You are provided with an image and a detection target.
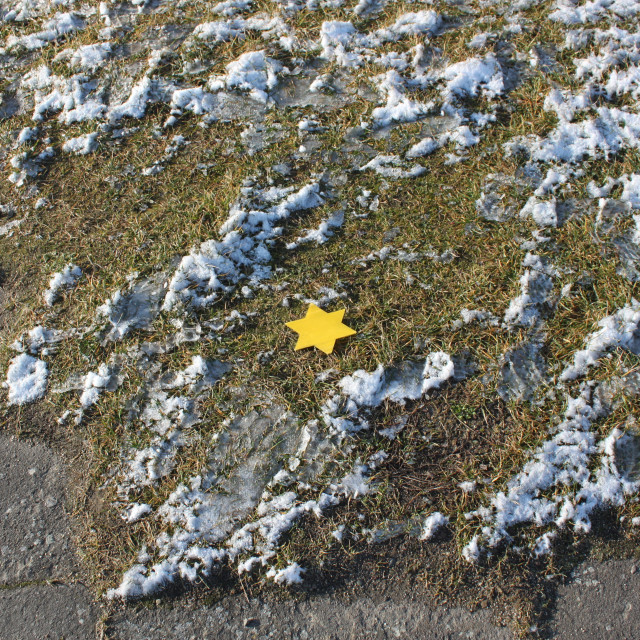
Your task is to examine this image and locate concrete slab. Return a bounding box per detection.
[0,435,78,585]
[106,590,514,640]
[550,558,640,640]
[0,583,97,640]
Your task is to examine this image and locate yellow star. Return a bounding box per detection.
[285,303,356,354]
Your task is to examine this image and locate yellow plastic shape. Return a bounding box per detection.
[285,303,356,355]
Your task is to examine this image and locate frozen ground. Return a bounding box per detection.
[2,0,640,636]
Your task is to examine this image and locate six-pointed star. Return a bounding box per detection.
[285,303,356,354]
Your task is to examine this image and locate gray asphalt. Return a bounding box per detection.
[1,434,639,640]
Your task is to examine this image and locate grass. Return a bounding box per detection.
[2,0,640,635]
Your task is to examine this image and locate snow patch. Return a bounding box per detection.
[266,562,305,584]
[463,385,639,560]
[560,300,640,381]
[285,210,344,250]
[4,354,48,405]
[164,180,324,310]
[420,512,448,540]
[62,132,98,155]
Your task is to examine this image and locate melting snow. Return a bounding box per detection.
[463,384,639,560]
[285,210,344,250]
[323,352,455,436]
[267,562,305,584]
[503,254,555,329]
[69,42,111,71]
[164,180,324,310]
[420,512,448,540]
[360,154,426,178]
[560,300,640,381]
[62,132,98,155]
[6,12,84,51]
[4,354,48,405]
[440,55,504,101]
[209,50,284,103]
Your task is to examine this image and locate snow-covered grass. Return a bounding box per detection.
[1,0,640,630]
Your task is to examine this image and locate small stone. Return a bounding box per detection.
[44,495,58,508]
[244,618,260,629]
[631,565,638,574]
